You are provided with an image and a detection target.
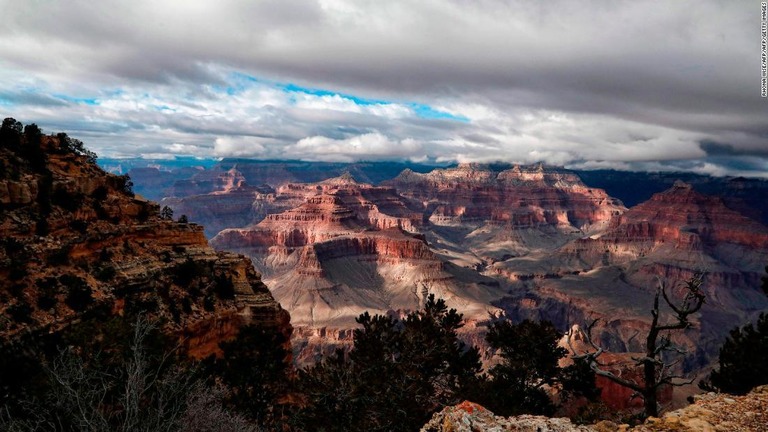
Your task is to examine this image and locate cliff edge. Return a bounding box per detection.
[0,124,290,357]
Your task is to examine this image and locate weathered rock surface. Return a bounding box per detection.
[385,163,626,268]
[493,182,768,373]
[162,169,278,237]
[211,174,503,362]
[0,134,290,358]
[388,163,624,230]
[128,161,768,384]
[631,385,768,432]
[420,401,594,432]
[422,386,768,431]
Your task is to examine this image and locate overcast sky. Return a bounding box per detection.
[1,0,766,176]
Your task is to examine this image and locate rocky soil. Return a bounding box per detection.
[421,386,768,431]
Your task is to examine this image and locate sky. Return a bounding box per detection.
[1,0,767,177]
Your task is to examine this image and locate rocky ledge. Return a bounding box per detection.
[421,386,768,431]
[420,401,593,432]
[629,385,768,432]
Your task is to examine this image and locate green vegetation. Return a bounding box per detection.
[295,295,483,431]
[56,132,97,164]
[479,319,598,417]
[205,325,292,426]
[0,294,597,431]
[161,205,174,220]
[700,267,768,395]
[702,313,768,395]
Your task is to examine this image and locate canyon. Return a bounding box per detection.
[129,159,768,384]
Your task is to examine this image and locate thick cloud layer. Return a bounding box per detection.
[0,0,766,177]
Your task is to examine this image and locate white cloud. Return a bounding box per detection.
[0,0,765,177]
[288,133,423,162]
[214,136,268,157]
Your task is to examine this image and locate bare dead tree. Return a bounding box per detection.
[566,273,706,418]
[0,316,263,432]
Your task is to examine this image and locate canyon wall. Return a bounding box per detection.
[0,134,290,358]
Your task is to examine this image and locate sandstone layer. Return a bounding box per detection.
[211,174,503,362]
[492,181,768,385]
[0,133,290,358]
[386,163,626,266]
[134,161,768,392]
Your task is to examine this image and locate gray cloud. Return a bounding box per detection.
[700,140,768,157]
[0,0,766,177]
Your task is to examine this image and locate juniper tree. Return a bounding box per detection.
[566,274,706,418]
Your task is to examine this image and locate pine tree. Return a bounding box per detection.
[702,313,768,395]
[297,295,482,432]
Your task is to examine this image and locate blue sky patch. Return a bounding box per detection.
[409,104,469,122]
[221,71,469,122]
[54,94,100,106]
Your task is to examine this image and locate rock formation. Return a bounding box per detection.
[420,401,594,432]
[387,163,626,265]
[162,168,278,237]
[125,160,768,385]
[388,163,624,229]
[0,132,290,358]
[211,174,503,362]
[493,182,768,376]
[420,386,768,431]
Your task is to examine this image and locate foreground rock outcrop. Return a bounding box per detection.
[420,401,594,432]
[631,385,768,432]
[421,386,768,431]
[0,130,290,357]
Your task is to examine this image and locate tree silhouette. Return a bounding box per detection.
[298,295,481,432]
[208,325,292,426]
[160,206,174,220]
[567,274,705,418]
[701,313,768,395]
[481,319,567,416]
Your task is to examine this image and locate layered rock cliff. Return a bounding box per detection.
[211,174,503,362]
[124,160,767,385]
[491,182,768,374]
[387,164,626,265]
[0,130,290,358]
[388,163,624,230]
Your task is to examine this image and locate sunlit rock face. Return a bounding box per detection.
[387,163,625,231]
[493,181,768,375]
[211,174,505,363]
[129,161,768,375]
[0,135,290,358]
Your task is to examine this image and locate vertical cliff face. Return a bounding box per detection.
[119,159,768,380]
[0,132,290,357]
[383,164,626,268]
[211,174,503,363]
[604,181,768,249]
[552,182,768,290]
[491,182,768,375]
[388,163,625,231]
